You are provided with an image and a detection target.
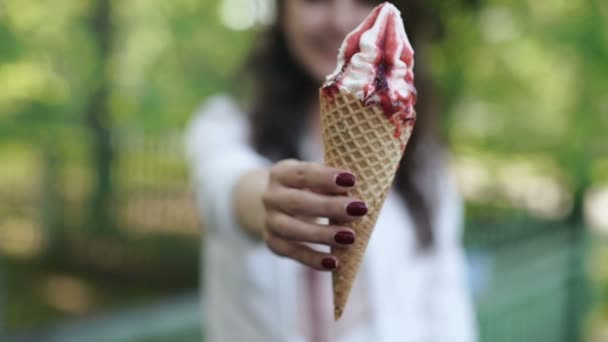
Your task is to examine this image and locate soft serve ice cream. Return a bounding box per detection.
[322,2,416,140]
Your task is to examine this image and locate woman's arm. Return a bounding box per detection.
[186,96,366,270]
[233,168,269,238]
[186,96,270,241]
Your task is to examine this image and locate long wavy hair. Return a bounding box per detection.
[245,0,443,247]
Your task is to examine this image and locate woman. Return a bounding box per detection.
[186,0,477,341]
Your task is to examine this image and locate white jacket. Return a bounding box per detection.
[185,95,477,342]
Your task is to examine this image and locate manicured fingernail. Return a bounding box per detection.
[334,231,355,244]
[322,257,337,270]
[335,172,355,187]
[346,201,367,216]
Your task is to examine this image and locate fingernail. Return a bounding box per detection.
[346,201,367,216]
[334,231,355,244]
[335,172,355,187]
[322,257,337,270]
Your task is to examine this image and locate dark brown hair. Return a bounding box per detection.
[246,0,443,247]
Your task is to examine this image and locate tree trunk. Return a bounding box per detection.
[86,0,114,235]
[41,145,65,248]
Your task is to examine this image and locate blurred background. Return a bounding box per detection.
[0,0,606,341]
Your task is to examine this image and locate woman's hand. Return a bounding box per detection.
[262,159,367,271]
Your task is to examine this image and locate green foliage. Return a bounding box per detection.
[430,0,607,222]
[0,0,253,138]
[108,0,254,131]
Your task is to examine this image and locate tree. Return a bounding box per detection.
[86,0,114,235]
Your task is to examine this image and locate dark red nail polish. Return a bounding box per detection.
[336,172,355,187]
[334,231,355,244]
[322,258,337,270]
[346,201,367,216]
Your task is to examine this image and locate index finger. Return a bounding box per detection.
[273,160,356,194]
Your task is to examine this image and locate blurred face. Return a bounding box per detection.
[283,0,377,84]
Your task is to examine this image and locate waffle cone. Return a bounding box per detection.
[320,90,413,320]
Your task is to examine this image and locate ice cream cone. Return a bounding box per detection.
[320,90,413,320]
[319,1,417,320]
